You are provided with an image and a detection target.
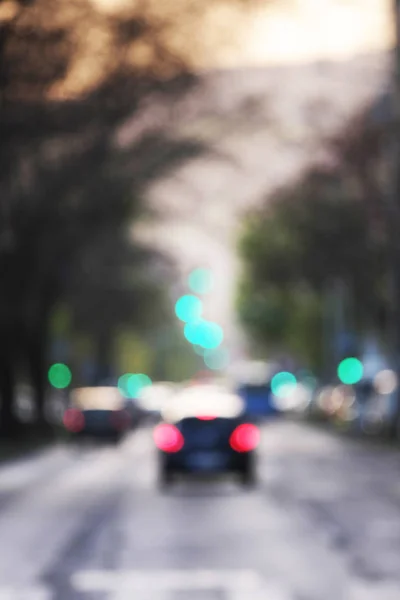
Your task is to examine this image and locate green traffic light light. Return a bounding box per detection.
[175,295,202,323]
[271,372,297,398]
[118,373,152,399]
[337,357,363,385]
[48,363,72,389]
[128,373,152,398]
[118,374,132,398]
[184,320,223,349]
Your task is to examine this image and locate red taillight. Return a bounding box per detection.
[63,408,85,433]
[197,416,216,421]
[229,424,260,453]
[153,423,184,453]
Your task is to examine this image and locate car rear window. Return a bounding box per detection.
[82,409,113,424]
[177,417,240,436]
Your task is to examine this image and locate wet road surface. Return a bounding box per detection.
[0,421,400,599]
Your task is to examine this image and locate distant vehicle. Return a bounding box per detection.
[236,382,279,422]
[64,387,131,444]
[154,383,259,487]
[354,376,397,436]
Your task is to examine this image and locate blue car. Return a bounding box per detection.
[236,383,279,422]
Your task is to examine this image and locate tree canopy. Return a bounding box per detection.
[238,136,390,371]
[0,0,212,435]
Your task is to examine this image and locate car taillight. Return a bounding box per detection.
[63,408,85,433]
[153,423,184,453]
[229,424,260,453]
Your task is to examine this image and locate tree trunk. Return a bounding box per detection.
[26,326,54,438]
[93,328,113,385]
[0,336,20,438]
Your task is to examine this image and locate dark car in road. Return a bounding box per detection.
[64,387,131,444]
[153,415,260,487]
[64,407,131,443]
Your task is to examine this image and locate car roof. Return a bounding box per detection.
[70,386,123,411]
[161,384,245,422]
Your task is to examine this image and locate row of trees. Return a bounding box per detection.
[0,0,208,436]
[238,93,392,374]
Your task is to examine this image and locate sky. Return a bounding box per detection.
[86,0,393,67]
[38,0,394,99]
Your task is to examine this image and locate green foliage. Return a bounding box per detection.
[0,0,209,425]
[237,282,286,344]
[150,325,204,382]
[238,280,323,369]
[238,167,387,371]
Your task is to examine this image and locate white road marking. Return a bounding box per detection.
[72,569,291,599]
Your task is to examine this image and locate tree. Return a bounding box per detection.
[0,0,209,435]
[238,165,386,371]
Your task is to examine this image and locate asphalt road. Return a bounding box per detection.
[0,421,400,599]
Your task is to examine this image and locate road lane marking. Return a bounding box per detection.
[72,569,291,599]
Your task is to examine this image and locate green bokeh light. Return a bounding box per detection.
[118,373,152,399]
[127,373,152,398]
[184,322,200,345]
[271,371,297,398]
[118,373,133,398]
[203,347,230,370]
[337,357,363,385]
[188,268,214,295]
[175,295,202,323]
[184,320,223,349]
[48,363,72,389]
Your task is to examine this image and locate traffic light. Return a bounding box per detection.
[48,363,72,389]
[175,295,202,323]
[271,371,297,398]
[118,373,152,399]
[184,320,223,349]
[337,357,363,385]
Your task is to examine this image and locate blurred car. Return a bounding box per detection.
[123,398,147,429]
[354,374,398,436]
[64,386,131,444]
[154,415,260,487]
[236,382,279,422]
